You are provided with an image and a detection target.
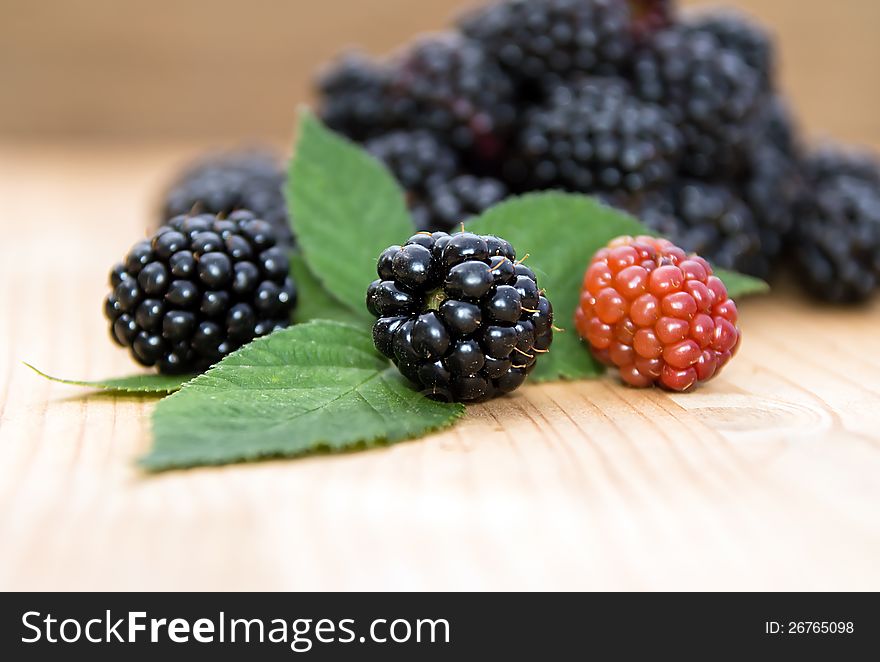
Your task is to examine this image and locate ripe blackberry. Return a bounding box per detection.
[365,130,459,193]
[367,230,553,402]
[631,25,762,178]
[740,104,804,269]
[458,0,635,95]
[411,175,508,233]
[792,148,880,303]
[316,52,399,141]
[575,235,741,391]
[509,78,682,194]
[633,182,770,278]
[387,34,516,163]
[104,211,297,374]
[686,10,775,92]
[162,149,292,247]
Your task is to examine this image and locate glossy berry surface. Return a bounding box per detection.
[104,211,297,374]
[367,230,553,402]
[575,235,741,392]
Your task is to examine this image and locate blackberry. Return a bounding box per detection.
[575,235,741,391]
[365,130,459,193]
[367,230,553,402]
[631,24,762,178]
[458,0,635,95]
[162,149,292,247]
[387,34,516,163]
[633,182,770,278]
[686,9,775,92]
[509,78,682,194]
[104,211,297,374]
[316,52,398,141]
[792,148,880,303]
[740,101,804,268]
[411,175,508,233]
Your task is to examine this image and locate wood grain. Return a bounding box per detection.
[0,143,879,591]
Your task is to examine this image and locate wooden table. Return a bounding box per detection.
[1,143,879,591]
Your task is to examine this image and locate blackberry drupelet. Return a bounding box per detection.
[686,10,775,92]
[386,34,517,163]
[792,148,880,303]
[317,52,399,141]
[510,78,682,194]
[365,130,459,193]
[630,24,762,178]
[162,149,292,247]
[634,182,770,278]
[104,211,297,374]
[411,175,508,232]
[458,0,635,96]
[575,235,741,391]
[367,230,553,402]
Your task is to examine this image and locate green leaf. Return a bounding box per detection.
[287,110,413,320]
[143,321,464,471]
[714,268,770,299]
[467,193,647,382]
[290,253,367,326]
[25,363,190,394]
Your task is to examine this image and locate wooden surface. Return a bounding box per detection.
[1,144,879,591]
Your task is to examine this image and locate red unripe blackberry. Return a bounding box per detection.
[575,235,741,392]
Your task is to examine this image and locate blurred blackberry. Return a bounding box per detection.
[509,78,682,194]
[104,211,297,374]
[792,148,880,303]
[365,130,459,193]
[686,9,775,92]
[805,145,880,186]
[387,34,516,163]
[367,230,553,402]
[411,175,508,232]
[458,0,634,97]
[740,101,805,266]
[317,52,399,141]
[163,149,292,247]
[631,25,762,178]
[634,182,770,278]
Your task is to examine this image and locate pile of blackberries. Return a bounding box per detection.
[315,0,880,303]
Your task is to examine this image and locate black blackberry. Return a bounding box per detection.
[104,211,297,374]
[792,148,880,303]
[686,9,775,92]
[386,34,517,162]
[458,0,635,96]
[316,52,399,141]
[162,149,292,247]
[365,130,459,193]
[509,78,682,194]
[367,230,553,402]
[633,182,771,278]
[411,175,508,232]
[740,101,804,267]
[630,25,762,178]
[804,145,880,186]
